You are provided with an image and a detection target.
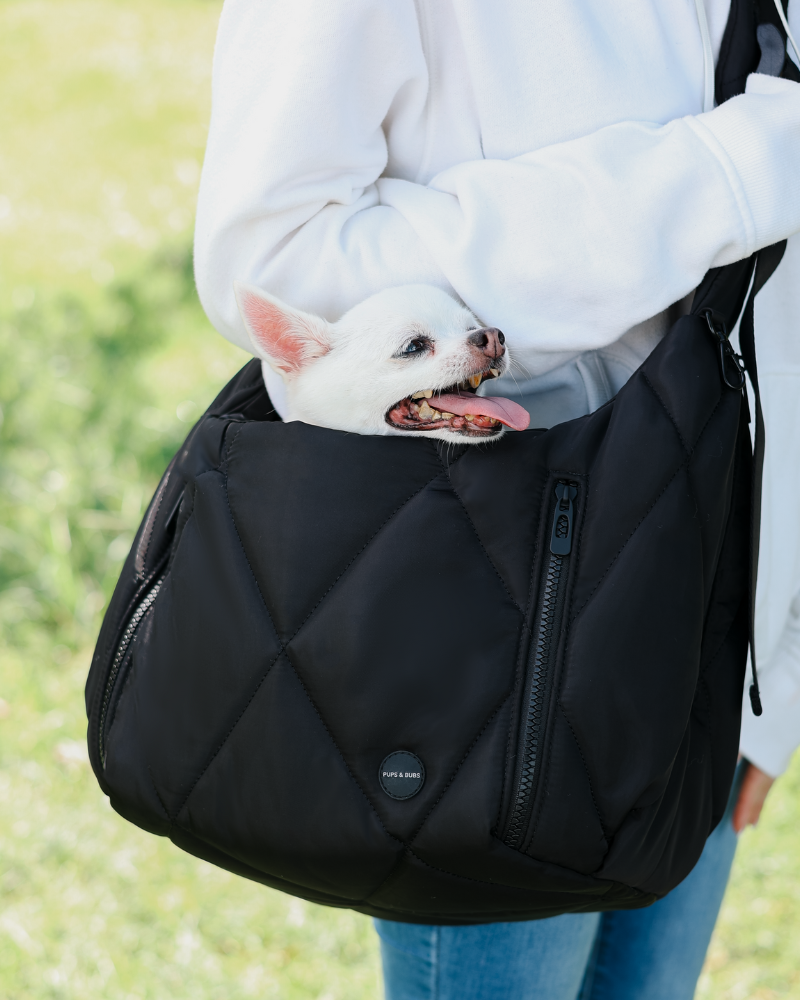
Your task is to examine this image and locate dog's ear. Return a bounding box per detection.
[234,282,332,377]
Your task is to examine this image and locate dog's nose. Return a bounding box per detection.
[467,327,506,360]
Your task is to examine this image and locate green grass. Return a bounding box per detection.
[0,0,217,305]
[0,643,379,1000]
[697,758,800,1000]
[0,1,798,997]
[0,255,382,998]
[0,3,381,996]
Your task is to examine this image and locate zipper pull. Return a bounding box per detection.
[550,482,577,555]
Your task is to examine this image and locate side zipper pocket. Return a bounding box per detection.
[504,480,578,850]
[97,572,166,768]
[96,484,188,769]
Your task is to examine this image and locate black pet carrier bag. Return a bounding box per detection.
[86,0,797,924]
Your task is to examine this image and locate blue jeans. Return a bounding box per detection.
[375,765,744,1000]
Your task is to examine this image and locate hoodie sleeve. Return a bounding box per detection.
[740,591,800,778]
[738,232,800,780]
[195,0,800,774]
[194,0,800,357]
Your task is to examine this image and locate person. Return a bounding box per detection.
[193,0,800,995]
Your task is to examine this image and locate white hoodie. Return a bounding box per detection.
[194,0,800,777]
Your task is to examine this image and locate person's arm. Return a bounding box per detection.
[736,589,800,832]
[734,219,800,830]
[195,0,800,365]
[733,763,774,832]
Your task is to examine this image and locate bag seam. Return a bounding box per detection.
[437,456,527,619]
[138,465,171,578]
[566,461,678,629]
[642,372,709,566]
[400,848,620,899]
[174,439,411,842]
[223,423,283,641]
[641,372,691,455]
[429,438,469,470]
[281,649,404,848]
[94,554,173,763]
[568,394,723,626]
[147,765,172,822]
[360,848,414,905]
[557,702,609,841]
[364,693,513,900]
[172,651,283,822]
[695,593,747,825]
[170,435,288,819]
[408,692,512,846]
[283,472,447,644]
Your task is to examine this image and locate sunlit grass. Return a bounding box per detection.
[0,1,798,997]
[698,757,800,1000]
[0,260,382,997]
[0,640,379,1000]
[0,2,381,996]
[0,0,216,305]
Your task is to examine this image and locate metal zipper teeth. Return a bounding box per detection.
[505,553,564,848]
[98,575,165,767]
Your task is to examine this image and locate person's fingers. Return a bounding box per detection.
[732,762,775,833]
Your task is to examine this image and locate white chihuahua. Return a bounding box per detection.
[234,283,530,442]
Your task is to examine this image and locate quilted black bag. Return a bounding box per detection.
[86,2,797,924]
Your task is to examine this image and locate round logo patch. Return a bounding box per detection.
[379,751,425,800]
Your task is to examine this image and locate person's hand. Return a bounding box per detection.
[732,761,775,833]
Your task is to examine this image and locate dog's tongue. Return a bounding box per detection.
[431,393,530,431]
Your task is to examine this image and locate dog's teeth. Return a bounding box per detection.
[490,368,501,378]
[418,401,435,420]
[468,374,482,389]
[411,391,425,399]
[411,389,434,399]
[465,414,474,422]
[441,411,454,420]
[430,408,442,419]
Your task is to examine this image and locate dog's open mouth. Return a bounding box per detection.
[386,369,530,436]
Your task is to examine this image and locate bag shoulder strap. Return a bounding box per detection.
[717,0,800,100]
[690,0,796,714]
[735,243,786,714]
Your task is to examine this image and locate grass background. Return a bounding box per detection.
[0,1,797,997]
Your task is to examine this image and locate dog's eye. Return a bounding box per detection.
[398,338,429,357]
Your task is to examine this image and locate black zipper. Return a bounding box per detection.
[98,573,165,768]
[505,481,577,849]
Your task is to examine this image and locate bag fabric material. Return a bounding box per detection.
[85,1,794,924]
[85,293,754,923]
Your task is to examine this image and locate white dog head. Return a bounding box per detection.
[234,283,529,442]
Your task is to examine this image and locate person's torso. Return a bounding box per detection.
[384,0,731,426]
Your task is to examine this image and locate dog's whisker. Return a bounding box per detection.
[509,357,532,380]
[503,365,526,398]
